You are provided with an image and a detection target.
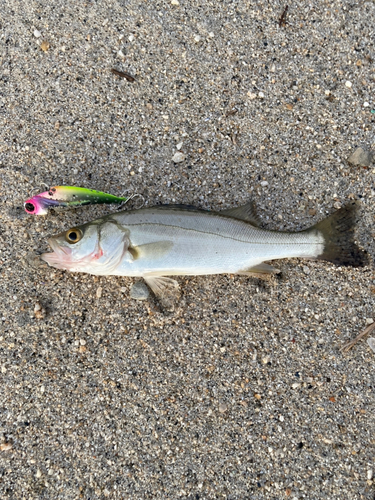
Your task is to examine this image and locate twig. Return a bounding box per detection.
[341,322,375,352]
[279,5,289,27]
[110,68,136,82]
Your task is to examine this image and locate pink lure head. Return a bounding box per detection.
[24,195,60,215]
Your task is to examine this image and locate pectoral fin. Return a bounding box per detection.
[237,263,280,279]
[129,241,173,260]
[220,201,260,227]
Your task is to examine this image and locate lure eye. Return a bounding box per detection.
[65,228,83,244]
[25,202,35,213]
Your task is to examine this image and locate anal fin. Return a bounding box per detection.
[237,263,280,279]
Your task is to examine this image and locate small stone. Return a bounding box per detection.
[254,393,261,400]
[247,92,256,99]
[258,91,265,98]
[40,40,50,52]
[194,35,201,42]
[303,266,310,274]
[171,0,179,4]
[367,338,375,353]
[363,102,370,107]
[96,286,102,299]
[270,64,276,72]
[36,469,42,478]
[292,383,301,389]
[34,29,42,38]
[347,147,373,167]
[0,443,12,451]
[368,469,374,480]
[130,282,150,301]
[172,152,185,163]
[128,35,134,42]
[1,366,6,374]
[218,403,227,413]
[345,81,352,88]
[176,142,183,150]
[366,318,374,325]
[34,302,46,320]
[80,339,86,346]
[260,181,268,187]
[209,32,215,38]
[279,415,284,422]
[262,356,270,364]
[54,121,60,130]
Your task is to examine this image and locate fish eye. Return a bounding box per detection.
[65,228,83,244]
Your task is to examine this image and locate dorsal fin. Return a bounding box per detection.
[220,201,260,227]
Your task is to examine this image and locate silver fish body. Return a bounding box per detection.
[109,207,324,276]
[41,202,367,299]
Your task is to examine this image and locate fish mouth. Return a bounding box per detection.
[40,238,73,270]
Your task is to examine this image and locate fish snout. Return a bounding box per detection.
[40,238,73,269]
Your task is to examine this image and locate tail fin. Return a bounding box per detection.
[309,202,368,267]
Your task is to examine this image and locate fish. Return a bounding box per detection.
[41,201,368,303]
[24,186,129,215]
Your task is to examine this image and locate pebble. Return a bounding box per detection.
[0,443,12,451]
[176,142,183,150]
[96,286,103,299]
[130,282,150,301]
[194,35,201,43]
[366,318,374,325]
[258,91,265,98]
[347,147,373,167]
[33,29,41,38]
[40,41,50,52]
[368,469,374,480]
[172,152,185,163]
[247,92,257,100]
[34,302,46,320]
[303,266,310,275]
[367,338,375,354]
[363,102,370,107]
[345,81,352,88]
[218,403,227,413]
[128,35,134,42]
[171,0,179,4]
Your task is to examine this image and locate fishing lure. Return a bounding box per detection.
[24,186,129,215]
